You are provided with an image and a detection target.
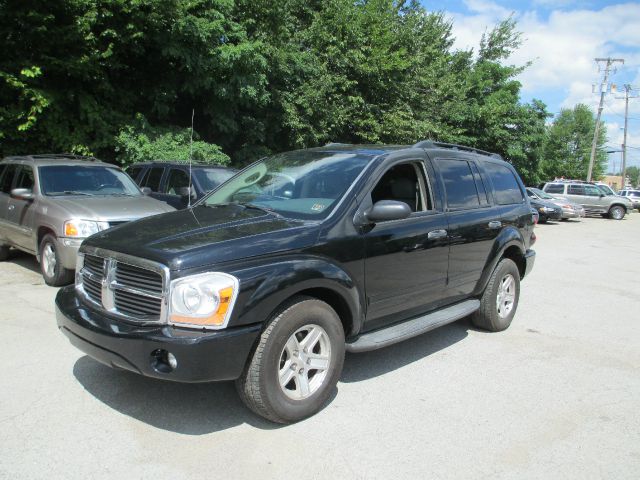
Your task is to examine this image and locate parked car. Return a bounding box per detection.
[0,154,175,286]
[525,188,562,223]
[542,180,631,220]
[526,187,584,220]
[618,189,640,212]
[126,161,236,209]
[56,141,536,423]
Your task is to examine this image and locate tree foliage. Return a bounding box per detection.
[1,0,552,182]
[542,104,607,180]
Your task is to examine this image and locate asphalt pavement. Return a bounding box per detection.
[1,215,639,479]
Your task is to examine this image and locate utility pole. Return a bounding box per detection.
[616,84,638,189]
[587,57,624,182]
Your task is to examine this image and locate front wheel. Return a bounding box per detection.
[472,258,520,332]
[608,205,625,220]
[236,296,345,423]
[39,234,74,286]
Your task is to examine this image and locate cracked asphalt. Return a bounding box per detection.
[1,215,639,479]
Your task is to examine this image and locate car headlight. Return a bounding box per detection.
[64,220,110,238]
[539,206,555,213]
[169,272,239,329]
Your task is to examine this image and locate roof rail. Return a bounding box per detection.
[12,153,101,162]
[413,140,503,159]
[324,142,350,147]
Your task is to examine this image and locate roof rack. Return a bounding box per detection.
[413,140,503,159]
[324,142,350,147]
[6,153,101,162]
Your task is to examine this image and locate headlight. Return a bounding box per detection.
[169,272,239,329]
[539,206,555,213]
[64,219,110,238]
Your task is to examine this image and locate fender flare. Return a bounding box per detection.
[473,227,525,296]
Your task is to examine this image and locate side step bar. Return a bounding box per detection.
[345,300,480,353]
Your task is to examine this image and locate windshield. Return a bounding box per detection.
[193,168,236,191]
[529,187,554,199]
[39,165,141,196]
[203,150,374,219]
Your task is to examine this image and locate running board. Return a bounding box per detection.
[345,300,480,353]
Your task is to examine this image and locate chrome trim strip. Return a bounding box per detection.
[110,282,163,299]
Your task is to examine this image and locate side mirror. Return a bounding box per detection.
[599,194,604,198]
[10,188,34,201]
[141,187,152,195]
[366,200,412,223]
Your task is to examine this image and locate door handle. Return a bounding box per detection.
[428,229,447,239]
[488,220,502,229]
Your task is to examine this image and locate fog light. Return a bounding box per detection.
[151,349,177,373]
[167,352,177,369]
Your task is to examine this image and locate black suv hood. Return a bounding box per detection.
[82,205,319,271]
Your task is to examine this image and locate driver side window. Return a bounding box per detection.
[371,161,432,214]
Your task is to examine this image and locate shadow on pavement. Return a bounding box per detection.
[5,249,41,275]
[73,356,284,434]
[341,319,469,383]
[73,318,470,433]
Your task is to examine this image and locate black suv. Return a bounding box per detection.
[56,142,536,423]
[126,161,236,209]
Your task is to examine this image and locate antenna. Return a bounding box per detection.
[188,108,194,208]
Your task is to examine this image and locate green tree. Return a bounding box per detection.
[114,115,229,166]
[542,104,607,180]
[625,165,640,188]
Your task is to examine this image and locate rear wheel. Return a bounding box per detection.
[0,245,10,261]
[39,234,74,286]
[236,296,345,423]
[608,205,625,220]
[472,258,520,332]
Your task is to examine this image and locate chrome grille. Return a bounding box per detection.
[78,250,167,323]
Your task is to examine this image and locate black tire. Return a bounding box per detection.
[0,245,10,261]
[39,234,74,286]
[236,296,345,424]
[472,258,520,332]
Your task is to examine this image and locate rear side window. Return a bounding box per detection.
[469,162,490,205]
[141,167,164,192]
[437,159,481,209]
[584,185,601,197]
[484,162,524,205]
[545,183,565,194]
[0,164,18,193]
[567,184,585,195]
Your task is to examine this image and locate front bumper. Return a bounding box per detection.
[56,237,82,270]
[524,249,536,278]
[56,286,260,383]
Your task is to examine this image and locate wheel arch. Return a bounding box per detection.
[473,227,526,296]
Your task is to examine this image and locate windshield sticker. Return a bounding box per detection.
[311,203,326,212]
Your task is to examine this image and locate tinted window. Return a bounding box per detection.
[0,164,7,185]
[141,167,164,192]
[484,162,524,205]
[545,184,565,194]
[166,169,189,194]
[126,166,143,183]
[0,164,18,193]
[567,184,585,195]
[14,166,35,189]
[469,162,489,205]
[437,159,481,209]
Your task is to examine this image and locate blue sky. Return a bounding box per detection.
[421,1,640,172]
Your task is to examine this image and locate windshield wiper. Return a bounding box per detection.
[236,202,280,216]
[51,191,95,196]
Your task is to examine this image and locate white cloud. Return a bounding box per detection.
[447,2,640,93]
